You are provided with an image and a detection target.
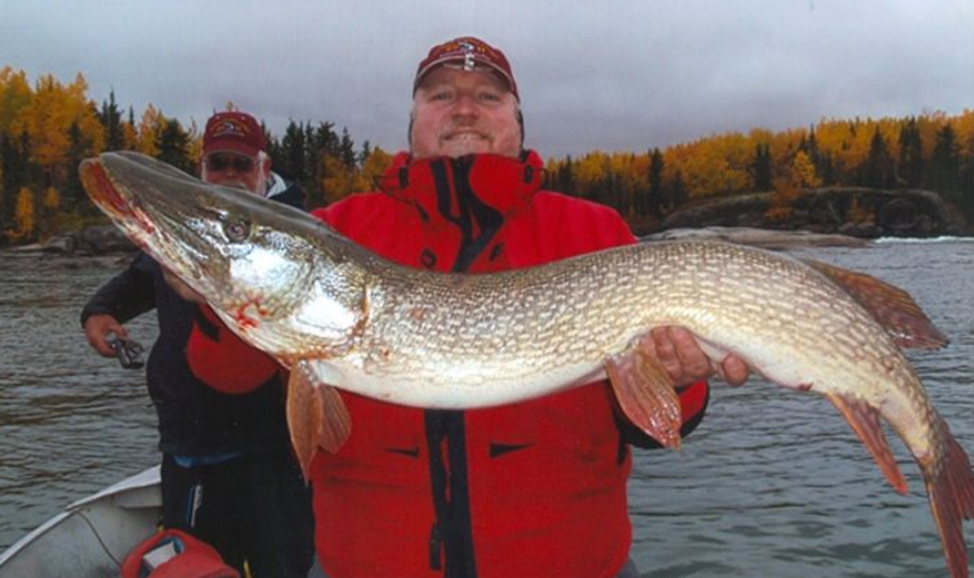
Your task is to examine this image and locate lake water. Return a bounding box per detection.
[1,239,972,577]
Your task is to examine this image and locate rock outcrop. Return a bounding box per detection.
[40,225,136,256]
[643,226,870,250]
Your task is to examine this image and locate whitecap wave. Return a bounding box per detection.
[874,235,974,244]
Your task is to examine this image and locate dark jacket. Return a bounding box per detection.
[80,180,305,455]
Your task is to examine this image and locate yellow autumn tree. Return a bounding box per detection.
[765,151,819,223]
[321,153,352,204]
[121,119,139,151]
[42,186,61,213]
[11,73,104,186]
[680,133,753,197]
[185,118,202,165]
[357,147,394,192]
[792,150,822,189]
[573,152,609,198]
[8,186,35,241]
[766,177,798,223]
[953,109,974,155]
[0,67,32,135]
[137,104,164,157]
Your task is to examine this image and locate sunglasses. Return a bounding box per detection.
[205,154,256,173]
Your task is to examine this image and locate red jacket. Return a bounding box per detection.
[187,151,708,578]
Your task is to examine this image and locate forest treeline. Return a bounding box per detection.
[1,66,972,246]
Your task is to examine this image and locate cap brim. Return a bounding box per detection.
[202,141,260,158]
[414,56,515,95]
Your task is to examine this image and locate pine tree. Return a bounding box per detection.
[860,127,895,188]
[280,120,308,183]
[818,151,836,186]
[339,127,356,170]
[557,156,575,195]
[157,119,191,172]
[359,140,372,167]
[647,148,665,216]
[65,121,86,211]
[897,117,924,188]
[309,122,340,205]
[666,170,687,213]
[750,142,772,192]
[0,130,28,232]
[929,123,960,193]
[98,89,124,151]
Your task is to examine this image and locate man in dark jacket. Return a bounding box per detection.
[81,111,314,578]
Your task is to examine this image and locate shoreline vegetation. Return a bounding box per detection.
[1,67,972,248]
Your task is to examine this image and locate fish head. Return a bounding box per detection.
[79,151,351,350]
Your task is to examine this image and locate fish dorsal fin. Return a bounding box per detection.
[286,360,351,480]
[803,259,949,350]
[604,335,683,449]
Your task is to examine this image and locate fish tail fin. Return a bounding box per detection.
[924,429,974,578]
[286,361,351,480]
[605,336,683,449]
[825,392,908,493]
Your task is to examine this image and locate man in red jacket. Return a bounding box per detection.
[187,37,748,578]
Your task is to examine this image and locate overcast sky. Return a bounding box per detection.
[1,1,971,158]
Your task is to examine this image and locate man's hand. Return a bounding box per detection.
[162,268,206,304]
[84,314,126,357]
[643,326,749,388]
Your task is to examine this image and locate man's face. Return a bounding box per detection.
[410,66,521,160]
[201,151,267,194]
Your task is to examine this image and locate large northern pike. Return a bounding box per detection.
[80,151,974,577]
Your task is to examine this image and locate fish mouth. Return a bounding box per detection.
[80,159,157,239]
[79,155,208,285]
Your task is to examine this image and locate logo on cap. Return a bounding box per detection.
[212,119,247,139]
[414,36,519,101]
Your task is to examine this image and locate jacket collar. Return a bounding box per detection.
[377,150,545,216]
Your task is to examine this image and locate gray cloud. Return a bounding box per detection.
[1,0,971,158]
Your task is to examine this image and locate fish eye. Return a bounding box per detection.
[223,219,251,242]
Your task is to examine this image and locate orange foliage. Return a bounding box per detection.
[11,73,105,182]
[136,104,164,157]
[7,186,35,241]
[766,178,799,223]
[0,66,32,135]
[359,147,394,191]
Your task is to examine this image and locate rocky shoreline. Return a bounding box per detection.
[0,225,136,269]
[0,224,874,272]
[654,187,970,239]
[642,226,871,250]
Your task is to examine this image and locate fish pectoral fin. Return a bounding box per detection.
[803,259,949,350]
[286,361,351,480]
[824,392,908,494]
[605,340,683,450]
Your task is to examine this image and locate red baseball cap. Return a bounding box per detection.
[414,36,519,101]
[202,111,266,157]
